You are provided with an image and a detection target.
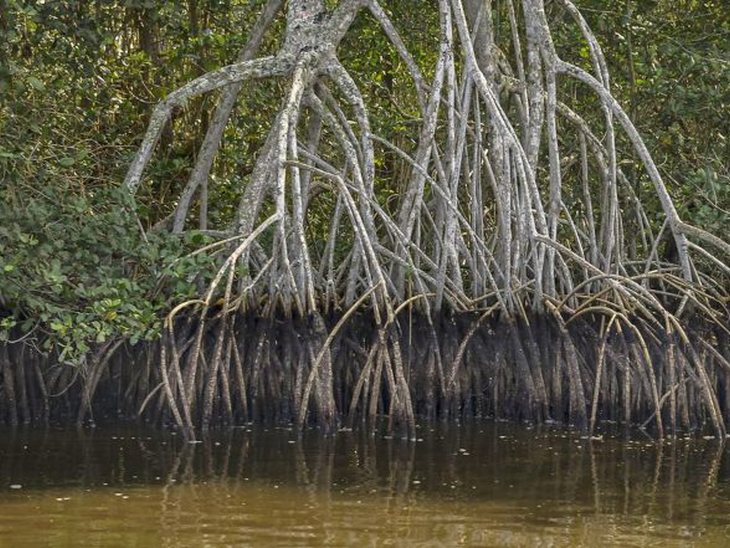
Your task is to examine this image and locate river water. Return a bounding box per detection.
[0,422,729,547]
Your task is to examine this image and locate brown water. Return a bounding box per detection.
[0,423,729,547]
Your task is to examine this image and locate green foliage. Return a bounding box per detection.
[679,168,730,236]
[0,0,284,362]
[0,185,218,364]
[556,0,730,234]
[0,0,281,228]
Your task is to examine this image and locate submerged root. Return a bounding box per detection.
[3,304,730,439]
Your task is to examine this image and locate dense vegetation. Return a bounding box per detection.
[1,0,729,435]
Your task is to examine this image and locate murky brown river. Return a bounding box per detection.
[1,423,729,547]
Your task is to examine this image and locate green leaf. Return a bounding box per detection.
[27,76,45,91]
[59,157,75,167]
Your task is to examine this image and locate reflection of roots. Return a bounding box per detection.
[2,409,728,536]
[3,306,730,439]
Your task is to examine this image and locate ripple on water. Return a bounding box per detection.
[0,424,729,546]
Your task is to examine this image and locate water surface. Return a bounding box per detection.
[1,423,729,547]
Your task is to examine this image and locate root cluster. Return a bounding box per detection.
[3,303,730,439]
[4,1,730,437]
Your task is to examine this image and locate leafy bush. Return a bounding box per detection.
[0,184,217,364]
